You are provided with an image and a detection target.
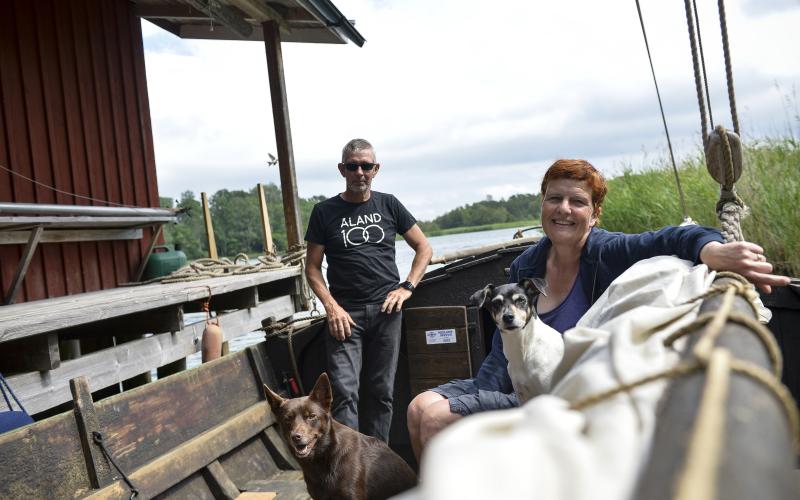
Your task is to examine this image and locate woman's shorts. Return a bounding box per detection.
[430,378,518,416]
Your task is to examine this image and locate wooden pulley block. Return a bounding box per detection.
[705,127,743,186]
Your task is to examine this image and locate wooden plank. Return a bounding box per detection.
[133,224,161,281]
[209,287,259,312]
[203,460,241,499]
[0,332,60,371]
[404,306,468,330]
[0,228,143,244]
[0,266,300,342]
[201,192,218,259]
[7,296,294,414]
[257,183,274,254]
[84,403,273,499]
[407,352,470,379]
[262,21,302,249]
[70,376,114,488]
[0,409,92,499]
[3,224,43,305]
[59,304,184,339]
[220,434,283,490]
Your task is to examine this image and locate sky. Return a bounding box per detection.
[142,0,800,221]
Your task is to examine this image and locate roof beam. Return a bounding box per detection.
[181,0,253,39]
[134,4,208,20]
[227,0,291,34]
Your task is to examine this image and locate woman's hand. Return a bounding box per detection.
[699,241,791,294]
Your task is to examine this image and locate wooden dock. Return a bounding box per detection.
[0,266,305,415]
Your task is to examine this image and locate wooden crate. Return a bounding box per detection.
[404,306,471,397]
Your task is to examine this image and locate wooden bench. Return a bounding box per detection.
[0,344,309,499]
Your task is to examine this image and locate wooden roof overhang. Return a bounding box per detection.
[132,0,366,46]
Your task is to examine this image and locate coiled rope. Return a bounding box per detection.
[124,244,307,285]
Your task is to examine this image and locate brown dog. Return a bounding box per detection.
[264,373,417,500]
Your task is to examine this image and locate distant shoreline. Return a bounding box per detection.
[418,219,540,238]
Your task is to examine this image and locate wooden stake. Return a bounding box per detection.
[201,192,218,259]
[257,183,274,254]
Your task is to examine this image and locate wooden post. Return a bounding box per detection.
[70,376,114,488]
[201,192,218,259]
[257,183,274,254]
[262,21,302,249]
[4,225,44,305]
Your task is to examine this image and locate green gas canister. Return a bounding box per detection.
[142,244,187,280]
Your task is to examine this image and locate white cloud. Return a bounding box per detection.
[143,0,800,220]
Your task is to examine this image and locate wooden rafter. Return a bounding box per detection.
[181,0,253,39]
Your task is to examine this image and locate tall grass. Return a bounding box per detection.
[601,138,799,277]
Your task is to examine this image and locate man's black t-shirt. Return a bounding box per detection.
[304,191,416,307]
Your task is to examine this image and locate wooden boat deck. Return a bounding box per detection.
[0,267,306,415]
[0,344,310,499]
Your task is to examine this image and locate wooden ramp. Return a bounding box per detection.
[0,344,309,499]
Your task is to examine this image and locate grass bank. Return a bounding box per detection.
[601,137,799,277]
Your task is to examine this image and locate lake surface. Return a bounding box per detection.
[184,226,539,370]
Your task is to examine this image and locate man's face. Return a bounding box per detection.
[338,149,379,196]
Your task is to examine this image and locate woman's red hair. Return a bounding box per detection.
[541,159,608,220]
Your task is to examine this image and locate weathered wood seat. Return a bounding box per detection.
[0,344,308,499]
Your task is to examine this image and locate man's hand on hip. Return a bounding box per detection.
[381,288,412,314]
[325,301,356,341]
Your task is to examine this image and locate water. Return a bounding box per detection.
[184,227,538,370]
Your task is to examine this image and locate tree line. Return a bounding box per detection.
[161,186,540,260]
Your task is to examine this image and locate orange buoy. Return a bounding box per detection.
[201,320,223,362]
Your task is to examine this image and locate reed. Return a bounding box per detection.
[601,138,799,277]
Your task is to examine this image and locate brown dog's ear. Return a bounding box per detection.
[309,373,333,411]
[263,383,285,414]
[470,284,494,308]
[520,277,547,298]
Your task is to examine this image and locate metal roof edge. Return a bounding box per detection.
[297,0,366,47]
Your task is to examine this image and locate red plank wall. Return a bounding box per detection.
[0,0,160,303]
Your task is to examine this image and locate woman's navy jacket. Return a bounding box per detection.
[472,225,724,403]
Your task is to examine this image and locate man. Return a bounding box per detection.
[305,138,432,442]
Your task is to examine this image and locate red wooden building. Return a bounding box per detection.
[0,0,364,304]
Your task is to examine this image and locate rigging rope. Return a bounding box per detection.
[717,0,740,135]
[684,0,710,147]
[692,0,715,130]
[634,0,691,224]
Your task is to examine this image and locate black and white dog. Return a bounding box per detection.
[471,278,564,403]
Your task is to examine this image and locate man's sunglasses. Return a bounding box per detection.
[343,162,377,172]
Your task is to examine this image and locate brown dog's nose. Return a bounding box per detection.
[292,433,304,444]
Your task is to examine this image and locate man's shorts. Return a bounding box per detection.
[431,378,518,416]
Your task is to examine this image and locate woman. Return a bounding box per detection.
[407,159,789,463]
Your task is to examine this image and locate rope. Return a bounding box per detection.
[634,0,690,223]
[692,0,715,130]
[717,0,740,136]
[122,250,299,286]
[568,277,800,451]
[684,0,710,146]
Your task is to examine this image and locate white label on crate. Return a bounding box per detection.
[425,328,457,344]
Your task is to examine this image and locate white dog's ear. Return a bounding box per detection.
[521,277,547,297]
[470,284,494,308]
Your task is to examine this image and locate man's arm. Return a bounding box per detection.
[305,242,356,341]
[381,224,432,313]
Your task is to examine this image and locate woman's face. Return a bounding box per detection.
[541,178,597,248]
